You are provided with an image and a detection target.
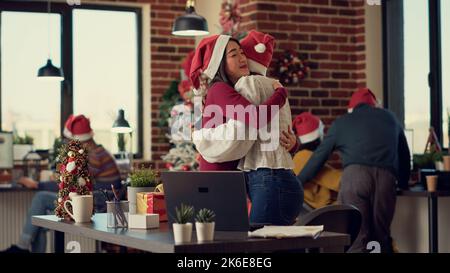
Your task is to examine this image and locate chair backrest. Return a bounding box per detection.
[298,204,362,251]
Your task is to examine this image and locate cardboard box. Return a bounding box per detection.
[128,213,159,229]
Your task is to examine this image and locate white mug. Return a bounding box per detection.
[64,195,93,223]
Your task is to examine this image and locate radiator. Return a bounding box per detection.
[0,190,96,253]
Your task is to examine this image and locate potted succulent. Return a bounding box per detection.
[195,208,216,242]
[127,165,159,214]
[173,203,194,244]
[13,134,34,161]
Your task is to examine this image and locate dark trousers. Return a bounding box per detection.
[338,165,397,253]
[246,168,303,226]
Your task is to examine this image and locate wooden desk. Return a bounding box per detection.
[32,214,350,253]
[397,186,450,253]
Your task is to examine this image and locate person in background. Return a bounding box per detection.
[2,114,121,253]
[291,112,341,216]
[296,88,411,253]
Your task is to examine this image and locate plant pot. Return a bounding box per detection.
[435,161,444,171]
[127,186,155,214]
[195,222,215,242]
[173,223,193,244]
[13,144,33,161]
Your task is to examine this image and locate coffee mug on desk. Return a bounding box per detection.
[64,195,93,223]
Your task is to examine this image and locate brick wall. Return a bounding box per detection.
[240,0,367,167]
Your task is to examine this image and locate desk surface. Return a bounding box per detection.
[32,214,350,253]
[397,185,450,197]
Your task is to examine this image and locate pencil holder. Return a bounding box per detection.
[106,201,129,228]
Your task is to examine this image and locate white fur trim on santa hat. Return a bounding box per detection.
[247,59,267,76]
[63,127,93,141]
[203,35,231,81]
[254,43,266,53]
[298,121,324,144]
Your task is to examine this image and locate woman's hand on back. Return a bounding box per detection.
[280,125,297,152]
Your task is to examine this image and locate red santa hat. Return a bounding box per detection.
[240,30,275,76]
[292,112,324,144]
[189,34,231,90]
[348,88,377,113]
[63,114,94,141]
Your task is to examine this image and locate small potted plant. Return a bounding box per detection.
[195,208,215,242]
[127,165,159,214]
[173,203,194,244]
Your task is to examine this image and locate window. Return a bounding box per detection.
[1,11,61,150]
[403,0,430,153]
[0,3,143,157]
[384,0,447,153]
[73,9,139,155]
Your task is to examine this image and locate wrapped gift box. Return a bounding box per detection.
[136,192,167,221]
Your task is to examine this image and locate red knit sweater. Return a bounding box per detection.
[199,82,288,171]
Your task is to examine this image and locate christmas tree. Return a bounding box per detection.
[161,51,199,171]
[54,139,94,219]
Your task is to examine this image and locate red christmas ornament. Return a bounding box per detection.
[165,162,174,169]
[66,157,77,174]
[181,165,190,171]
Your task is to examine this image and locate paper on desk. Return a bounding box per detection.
[248,225,324,239]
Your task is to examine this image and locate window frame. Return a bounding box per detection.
[382,0,444,147]
[0,1,144,158]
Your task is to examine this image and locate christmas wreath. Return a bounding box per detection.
[275,50,310,85]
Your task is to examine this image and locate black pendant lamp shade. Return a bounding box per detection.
[172,1,209,36]
[37,0,64,82]
[37,59,64,81]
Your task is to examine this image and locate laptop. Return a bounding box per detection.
[162,171,250,231]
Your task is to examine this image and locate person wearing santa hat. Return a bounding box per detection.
[296,88,411,253]
[4,115,121,253]
[291,112,341,215]
[192,31,302,225]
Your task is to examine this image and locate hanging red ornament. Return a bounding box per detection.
[66,157,77,174]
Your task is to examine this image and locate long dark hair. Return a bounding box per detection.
[209,37,241,88]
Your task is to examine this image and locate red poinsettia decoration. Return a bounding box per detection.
[219,0,244,39]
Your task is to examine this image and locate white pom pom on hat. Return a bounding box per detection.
[254,43,266,53]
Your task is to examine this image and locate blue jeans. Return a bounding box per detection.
[245,168,303,226]
[20,190,109,252]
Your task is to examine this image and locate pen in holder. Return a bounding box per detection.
[106,200,129,228]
